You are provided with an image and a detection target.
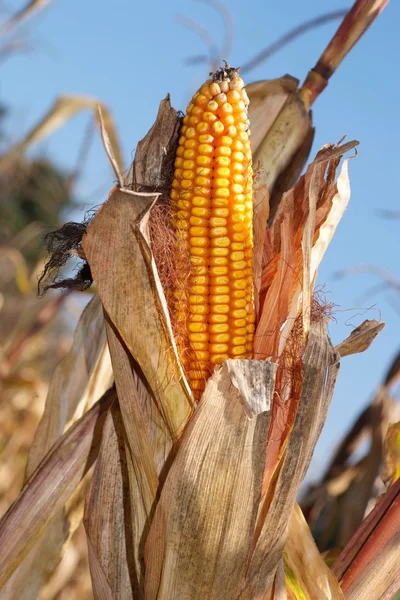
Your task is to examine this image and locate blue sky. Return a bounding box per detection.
[1,0,399,479]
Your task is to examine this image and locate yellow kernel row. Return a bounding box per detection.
[170,67,254,399]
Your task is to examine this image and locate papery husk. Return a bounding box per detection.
[0,387,115,589]
[335,319,385,358]
[84,401,140,600]
[82,97,194,597]
[247,76,314,224]
[144,319,339,599]
[144,359,277,600]
[0,294,113,599]
[257,141,356,362]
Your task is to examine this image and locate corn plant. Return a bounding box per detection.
[0,1,399,599]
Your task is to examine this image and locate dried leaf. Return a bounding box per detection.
[247,76,313,222]
[333,479,400,600]
[247,76,298,156]
[244,322,339,599]
[260,143,355,360]
[132,96,181,190]
[83,189,194,439]
[101,318,166,591]
[144,360,276,600]
[268,125,315,224]
[255,212,297,360]
[84,402,140,600]
[382,422,400,487]
[283,504,344,599]
[335,319,385,358]
[309,158,352,279]
[0,388,115,589]
[302,163,321,338]
[145,321,338,599]
[252,184,270,321]
[271,560,288,600]
[0,96,123,175]
[98,106,123,188]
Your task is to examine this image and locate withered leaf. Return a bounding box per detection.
[132,96,181,190]
[84,401,140,600]
[335,319,385,358]
[144,360,275,600]
[242,321,339,598]
[248,76,313,222]
[83,188,194,440]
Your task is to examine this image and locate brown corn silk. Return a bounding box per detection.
[168,66,255,399]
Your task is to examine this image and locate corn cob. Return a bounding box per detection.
[170,65,254,399]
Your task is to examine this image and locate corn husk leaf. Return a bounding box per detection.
[93,317,164,594]
[81,97,194,596]
[132,95,181,189]
[144,359,276,600]
[0,387,115,589]
[243,321,339,599]
[283,504,344,599]
[144,319,338,599]
[272,560,288,600]
[247,76,314,222]
[84,401,140,600]
[0,96,123,175]
[83,193,193,440]
[256,141,356,364]
[333,478,400,600]
[335,319,385,357]
[1,294,113,599]
[252,184,270,320]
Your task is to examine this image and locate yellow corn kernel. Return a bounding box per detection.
[170,65,255,399]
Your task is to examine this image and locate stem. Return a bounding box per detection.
[300,0,389,109]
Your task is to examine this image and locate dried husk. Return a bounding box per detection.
[247,76,314,223]
[335,319,385,357]
[81,97,195,597]
[82,189,193,440]
[144,321,339,599]
[84,401,141,600]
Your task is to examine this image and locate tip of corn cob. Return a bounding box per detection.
[210,61,241,83]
